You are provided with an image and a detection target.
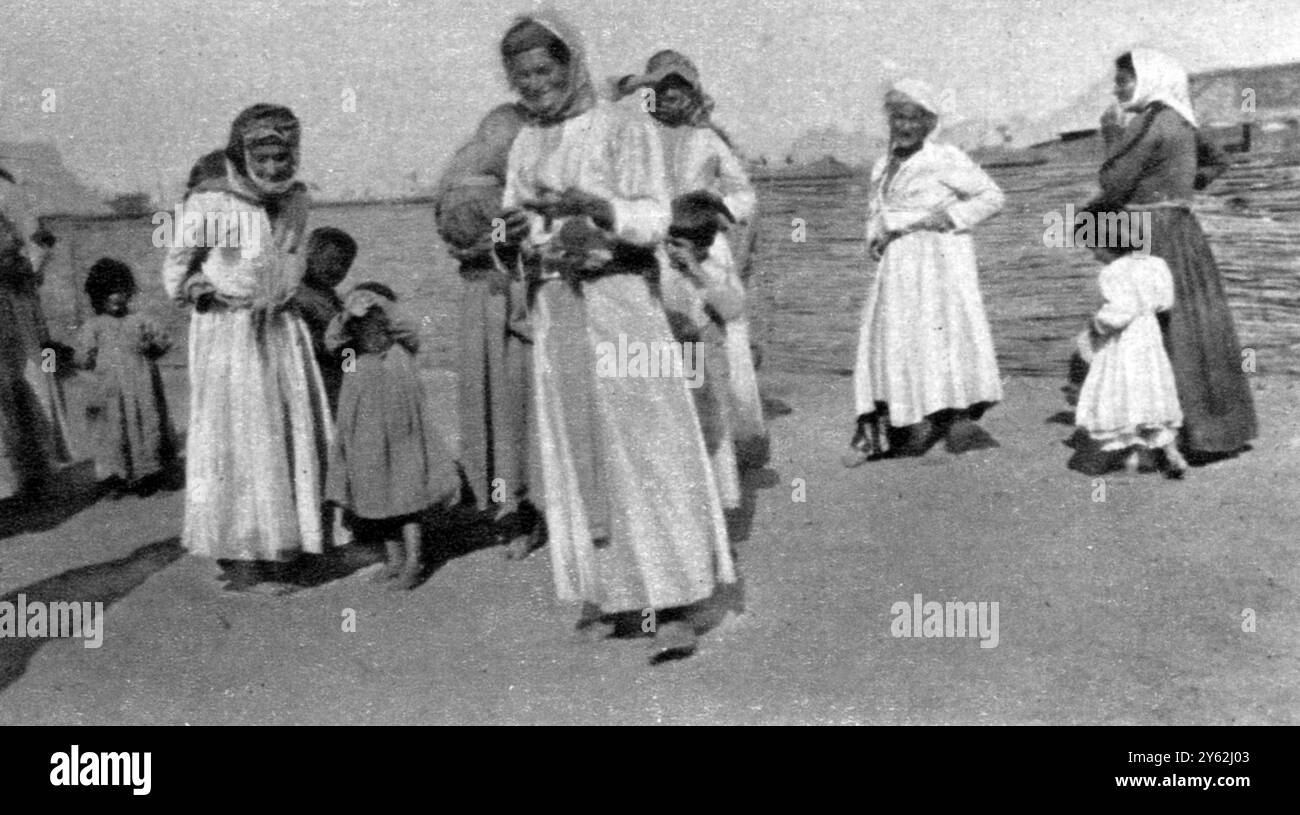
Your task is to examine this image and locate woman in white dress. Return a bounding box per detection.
[495,12,735,662]
[845,80,1005,465]
[615,50,768,471]
[613,50,757,506]
[161,105,332,588]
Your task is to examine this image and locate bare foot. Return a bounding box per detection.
[1123,448,1142,473]
[1162,446,1188,479]
[387,566,423,591]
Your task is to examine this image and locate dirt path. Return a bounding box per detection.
[1,371,1296,724]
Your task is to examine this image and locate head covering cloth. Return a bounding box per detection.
[1123,48,1198,128]
[500,11,597,126]
[884,78,942,118]
[617,50,718,128]
[222,103,303,199]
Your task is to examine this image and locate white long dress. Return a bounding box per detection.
[653,118,759,504]
[1075,254,1183,449]
[504,102,735,613]
[853,140,1004,426]
[653,120,767,449]
[161,179,332,560]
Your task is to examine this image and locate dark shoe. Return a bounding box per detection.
[649,620,698,664]
[945,417,999,454]
[502,507,545,561]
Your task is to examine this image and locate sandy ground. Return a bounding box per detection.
[0,367,1297,725]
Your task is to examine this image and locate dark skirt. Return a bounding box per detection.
[456,264,532,514]
[326,346,460,520]
[1147,208,1257,453]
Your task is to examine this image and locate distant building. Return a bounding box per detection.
[1191,61,1300,153]
[1031,61,1300,158]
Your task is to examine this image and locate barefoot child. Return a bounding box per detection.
[293,227,357,413]
[324,283,460,589]
[75,258,176,495]
[1075,229,1187,478]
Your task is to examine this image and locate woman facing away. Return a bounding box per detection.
[1087,49,1256,461]
[844,79,1005,466]
[162,104,333,592]
[494,11,735,663]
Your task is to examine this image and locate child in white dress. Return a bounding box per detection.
[1075,239,1187,478]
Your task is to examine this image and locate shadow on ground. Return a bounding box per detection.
[0,537,184,692]
[0,461,104,542]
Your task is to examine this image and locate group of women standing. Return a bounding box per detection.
[844,50,1256,469]
[1,12,1259,665]
[436,11,763,660]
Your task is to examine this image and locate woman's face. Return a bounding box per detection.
[247,144,295,185]
[508,47,567,115]
[887,102,936,150]
[1114,67,1137,104]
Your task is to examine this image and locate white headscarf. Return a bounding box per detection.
[1125,48,1198,128]
[884,78,943,143]
[885,78,941,117]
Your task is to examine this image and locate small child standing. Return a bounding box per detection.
[1075,234,1187,478]
[293,227,357,413]
[75,258,176,495]
[324,283,460,589]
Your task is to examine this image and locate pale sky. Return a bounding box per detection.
[2,0,1298,198]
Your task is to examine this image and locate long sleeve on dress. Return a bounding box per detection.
[1097,116,1161,210]
[502,106,671,250]
[710,133,757,223]
[941,150,1005,232]
[604,111,671,246]
[869,142,1004,238]
[160,195,210,304]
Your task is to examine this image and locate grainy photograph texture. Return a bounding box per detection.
[0,0,1297,725]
